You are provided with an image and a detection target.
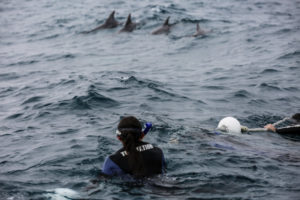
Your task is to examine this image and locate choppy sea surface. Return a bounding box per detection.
[1,0,300,199]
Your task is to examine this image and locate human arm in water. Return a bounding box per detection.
[264,124,300,134]
[264,113,300,133]
[264,124,276,132]
[102,156,125,176]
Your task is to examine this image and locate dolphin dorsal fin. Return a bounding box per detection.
[163,16,170,26]
[125,14,132,26]
[196,23,200,32]
[106,11,115,23]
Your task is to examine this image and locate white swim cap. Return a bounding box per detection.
[217,117,241,134]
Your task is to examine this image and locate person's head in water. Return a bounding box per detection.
[292,113,300,122]
[116,116,145,177]
[117,116,143,142]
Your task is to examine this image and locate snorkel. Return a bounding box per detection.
[141,122,152,138]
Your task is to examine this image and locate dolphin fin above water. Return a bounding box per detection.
[152,16,172,35]
[83,11,119,33]
[102,10,119,28]
[119,14,137,33]
[193,23,206,37]
[163,16,170,26]
[196,23,200,32]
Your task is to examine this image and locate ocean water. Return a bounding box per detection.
[1,0,300,199]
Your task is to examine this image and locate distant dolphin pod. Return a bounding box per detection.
[119,14,137,33]
[83,11,208,37]
[83,11,119,33]
[151,16,172,35]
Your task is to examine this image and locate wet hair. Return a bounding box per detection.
[117,116,145,178]
[292,113,300,122]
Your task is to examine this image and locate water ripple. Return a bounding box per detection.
[22,96,44,105]
[278,50,300,59]
[58,92,119,110]
[259,83,281,91]
[1,0,300,199]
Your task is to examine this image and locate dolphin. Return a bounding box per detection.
[83,11,119,33]
[193,23,206,37]
[119,14,137,33]
[151,16,172,35]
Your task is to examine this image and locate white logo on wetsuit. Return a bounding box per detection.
[120,144,154,157]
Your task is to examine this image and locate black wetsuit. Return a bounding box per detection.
[102,141,165,177]
[276,125,300,134]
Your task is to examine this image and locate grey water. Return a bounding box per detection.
[1,0,300,199]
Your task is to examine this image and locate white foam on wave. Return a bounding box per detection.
[44,188,81,200]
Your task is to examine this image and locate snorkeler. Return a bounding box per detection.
[102,116,166,178]
[264,113,300,134]
[216,113,300,134]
